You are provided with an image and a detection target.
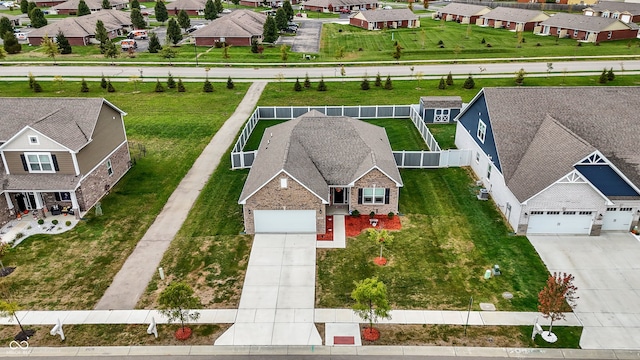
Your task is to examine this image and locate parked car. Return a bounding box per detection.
[120,39,137,50]
[222,8,231,13]
[340,8,351,14]
[127,30,148,39]
[382,5,392,9]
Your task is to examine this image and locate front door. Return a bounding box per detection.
[332,188,348,205]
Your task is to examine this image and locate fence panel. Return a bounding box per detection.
[258,107,275,119]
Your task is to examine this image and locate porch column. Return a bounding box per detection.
[34,192,43,209]
[4,192,13,210]
[70,192,80,213]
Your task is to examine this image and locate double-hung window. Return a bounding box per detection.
[25,152,54,173]
[477,120,487,143]
[362,188,385,204]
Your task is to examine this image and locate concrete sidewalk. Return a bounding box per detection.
[95,81,268,310]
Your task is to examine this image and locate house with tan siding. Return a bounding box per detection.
[238,111,402,234]
[478,7,549,31]
[191,10,266,46]
[0,98,131,228]
[349,8,419,30]
[583,1,640,24]
[536,12,639,42]
[435,3,490,24]
[167,0,206,16]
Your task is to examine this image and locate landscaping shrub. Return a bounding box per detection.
[65,221,71,227]
[177,79,186,92]
[463,75,475,89]
[203,80,213,92]
[155,80,165,92]
[37,219,44,225]
[388,212,395,219]
[107,80,115,92]
[167,73,176,88]
[369,211,375,219]
[226,76,234,90]
[361,78,370,90]
[294,78,302,91]
[351,209,360,217]
[80,79,89,92]
[52,219,58,225]
[317,78,327,91]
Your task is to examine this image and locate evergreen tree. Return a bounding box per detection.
[167,72,176,88]
[20,0,28,14]
[317,77,327,91]
[0,16,14,38]
[360,77,370,90]
[177,78,186,92]
[177,10,190,31]
[446,71,454,86]
[463,74,475,89]
[27,1,36,14]
[56,31,72,54]
[514,68,525,86]
[598,68,607,84]
[303,73,311,88]
[214,0,223,14]
[391,42,402,62]
[148,32,161,53]
[107,80,115,92]
[80,78,89,92]
[77,0,91,16]
[262,15,277,43]
[29,8,48,28]
[438,76,446,89]
[384,75,393,90]
[166,18,182,45]
[283,0,293,20]
[32,80,42,92]
[154,0,168,23]
[28,72,36,88]
[100,75,107,89]
[231,0,239,7]
[374,72,382,87]
[203,79,213,92]
[131,8,146,29]
[226,76,234,89]
[102,0,111,9]
[95,20,109,54]
[155,79,165,92]
[294,78,301,91]
[275,8,287,31]
[204,0,217,20]
[607,67,615,81]
[3,32,21,54]
[103,39,118,61]
[251,39,259,53]
[131,0,140,10]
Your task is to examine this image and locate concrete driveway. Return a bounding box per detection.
[528,233,640,349]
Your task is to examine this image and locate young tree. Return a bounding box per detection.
[360,75,370,90]
[384,74,392,90]
[598,68,608,84]
[80,78,89,92]
[438,76,446,90]
[204,0,217,20]
[0,300,35,341]
[214,0,223,14]
[160,45,177,63]
[446,71,454,86]
[158,282,201,340]
[20,0,28,14]
[607,67,615,81]
[148,32,162,53]
[131,0,140,10]
[203,79,213,92]
[29,8,47,28]
[423,0,428,9]
[56,31,72,54]
[463,74,475,89]
[103,39,119,62]
[222,43,230,59]
[367,229,393,264]
[303,72,311,89]
[41,34,60,63]
[166,18,182,45]
[293,77,302,91]
[275,8,287,31]
[107,80,115,92]
[374,72,382,87]
[3,32,21,54]
[95,20,109,54]
[32,80,43,92]
[100,74,107,89]
[262,15,278,43]
[131,8,146,29]
[177,9,190,31]
[251,39,259,53]
[177,78,186,92]
[226,76,234,89]
[351,277,391,341]
[154,0,168,23]
[0,47,6,60]
[515,68,525,86]
[102,0,111,9]
[154,79,165,92]
[77,0,91,16]
[167,72,176,88]
[279,44,288,62]
[391,42,402,62]
[0,16,14,38]
[538,272,578,334]
[317,76,326,91]
[283,0,293,20]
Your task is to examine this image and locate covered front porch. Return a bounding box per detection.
[327,186,351,215]
[4,190,81,222]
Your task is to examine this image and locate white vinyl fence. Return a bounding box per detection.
[231,105,471,169]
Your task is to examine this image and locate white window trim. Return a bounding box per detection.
[475,152,480,163]
[280,177,287,188]
[477,119,487,143]
[25,152,54,173]
[362,187,386,205]
[106,159,113,176]
[434,108,450,123]
[28,135,39,145]
[487,163,492,179]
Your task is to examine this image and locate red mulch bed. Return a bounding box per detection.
[373,257,387,266]
[175,327,192,340]
[362,327,380,341]
[316,215,334,241]
[345,215,401,237]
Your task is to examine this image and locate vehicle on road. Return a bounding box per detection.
[222,8,231,13]
[340,8,351,14]
[127,30,148,40]
[120,39,137,50]
[382,5,392,9]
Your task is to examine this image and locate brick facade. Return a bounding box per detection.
[243,172,326,234]
[349,169,399,216]
[0,194,11,229]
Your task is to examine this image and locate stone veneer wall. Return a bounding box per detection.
[243,173,325,234]
[348,169,400,216]
[0,194,11,229]
[76,142,130,213]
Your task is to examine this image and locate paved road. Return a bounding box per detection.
[2,60,639,81]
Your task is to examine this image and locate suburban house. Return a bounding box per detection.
[478,7,549,31]
[191,10,266,46]
[52,0,128,15]
[167,0,206,16]
[240,0,300,7]
[0,98,131,229]
[435,3,491,24]
[1,14,20,26]
[418,96,463,124]
[454,87,640,236]
[583,1,640,24]
[27,10,131,46]
[349,8,419,30]
[238,111,403,234]
[303,0,378,13]
[32,0,66,7]
[536,12,639,42]
[517,0,597,5]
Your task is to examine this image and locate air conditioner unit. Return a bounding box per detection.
[477,188,489,200]
[475,180,483,187]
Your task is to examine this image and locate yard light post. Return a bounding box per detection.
[194,42,198,67]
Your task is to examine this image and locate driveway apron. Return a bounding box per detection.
[215,233,322,345]
[528,233,640,349]
[95,81,268,310]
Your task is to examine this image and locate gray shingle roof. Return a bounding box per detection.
[420,96,462,108]
[481,7,548,23]
[53,0,127,11]
[0,98,122,151]
[587,1,640,16]
[355,8,417,22]
[166,0,206,11]
[192,10,265,38]
[3,173,82,191]
[438,3,491,17]
[540,12,633,32]
[304,0,378,9]
[480,87,640,202]
[27,9,131,38]
[239,111,402,203]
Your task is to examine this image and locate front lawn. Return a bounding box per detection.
[427,123,457,149]
[317,167,549,311]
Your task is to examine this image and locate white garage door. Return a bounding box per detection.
[254,210,317,233]
[602,208,633,231]
[527,212,593,235]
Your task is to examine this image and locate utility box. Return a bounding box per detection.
[477,188,489,200]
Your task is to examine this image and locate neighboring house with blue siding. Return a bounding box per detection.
[418,96,463,124]
[454,87,640,236]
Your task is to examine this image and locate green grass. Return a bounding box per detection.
[243,120,288,151]
[427,123,457,149]
[0,80,247,309]
[317,167,549,310]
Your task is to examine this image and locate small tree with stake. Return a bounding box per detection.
[158,282,201,340]
[351,277,391,342]
[0,299,34,341]
[367,228,393,266]
[538,272,578,338]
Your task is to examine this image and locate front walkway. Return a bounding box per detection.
[0,214,79,246]
[95,81,268,310]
